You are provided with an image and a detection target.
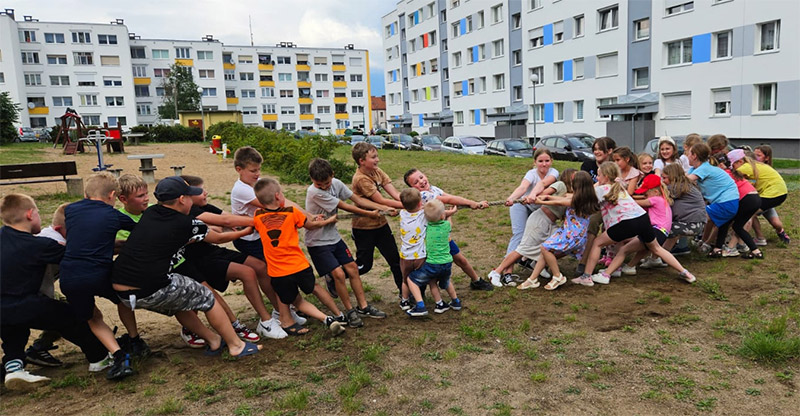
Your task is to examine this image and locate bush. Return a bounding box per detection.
[205,122,355,184]
[128,124,202,143]
[409,131,419,137]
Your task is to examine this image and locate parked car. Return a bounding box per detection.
[367,135,384,149]
[441,136,487,155]
[17,127,38,142]
[349,135,366,146]
[534,133,596,162]
[384,134,414,150]
[485,138,533,158]
[411,135,442,151]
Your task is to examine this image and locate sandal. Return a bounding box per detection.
[707,249,723,258]
[741,251,764,259]
[517,278,540,290]
[232,341,260,358]
[204,339,226,356]
[282,322,309,336]
[544,274,567,291]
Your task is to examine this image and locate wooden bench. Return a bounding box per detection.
[127,154,164,184]
[0,161,83,196]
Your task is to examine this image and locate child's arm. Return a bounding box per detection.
[337,200,382,219]
[634,198,652,207]
[686,173,699,182]
[438,192,488,210]
[534,194,573,207]
[302,214,338,230]
[348,194,394,216]
[203,226,254,244]
[626,179,638,196]
[196,211,256,228]
[363,188,403,210]
[444,206,458,218]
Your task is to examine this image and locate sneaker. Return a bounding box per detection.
[399,298,412,311]
[334,313,347,324]
[680,270,697,283]
[698,242,712,254]
[356,304,387,319]
[118,334,151,359]
[488,270,503,287]
[777,230,790,244]
[88,354,113,372]
[233,323,261,342]
[4,370,50,390]
[25,346,62,367]
[599,268,621,278]
[180,328,206,348]
[106,353,134,380]
[406,304,428,317]
[670,246,692,256]
[722,246,740,257]
[345,308,364,328]
[571,275,594,286]
[450,299,463,310]
[591,272,611,285]
[517,257,533,269]
[754,237,768,246]
[539,268,551,279]
[256,319,288,339]
[735,243,748,253]
[640,258,666,269]
[470,278,494,291]
[501,273,517,287]
[325,316,346,336]
[621,265,637,276]
[324,273,338,298]
[434,301,451,314]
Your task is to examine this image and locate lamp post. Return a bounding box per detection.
[197,86,206,142]
[529,73,539,147]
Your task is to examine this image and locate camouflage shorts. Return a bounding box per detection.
[119,273,215,316]
[669,221,706,238]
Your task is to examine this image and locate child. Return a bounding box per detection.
[522,171,599,290]
[253,178,345,335]
[112,177,261,358]
[576,136,616,275]
[730,149,790,244]
[751,145,785,245]
[1,194,109,390]
[574,162,695,285]
[115,174,151,241]
[680,134,703,169]
[637,153,656,185]
[59,172,141,380]
[617,175,674,275]
[403,168,495,291]
[349,142,405,305]
[659,163,707,255]
[707,134,729,157]
[612,147,641,195]
[405,199,462,317]
[488,169,575,287]
[653,136,689,175]
[305,158,388,328]
[708,150,761,258]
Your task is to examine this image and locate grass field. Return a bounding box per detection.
[1,142,799,415]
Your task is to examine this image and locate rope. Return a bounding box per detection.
[323,199,528,220]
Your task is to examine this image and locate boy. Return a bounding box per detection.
[253,177,345,335]
[405,199,462,317]
[59,172,141,380]
[349,143,405,303]
[112,177,261,358]
[1,194,109,390]
[403,168,494,291]
[305,158,388,327]
[115,174,150,241]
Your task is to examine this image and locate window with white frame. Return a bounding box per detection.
[24,73,42,86]
[100,55,120,66]
[26,97,46,108]
[530,104,544,123]
[154,68,171,78]
[237,72,252,81]
[282,123,295,130]
[714,30,732,59]
[455,111,464,124]
[103,76,122,87]
[412,90,419,102]
[555,102,564,122]
[479,44,486,60]
[19,30,36,42]
[263,103,276,113]
[317,105,330,114]
[241,89,256,98]
[152,49,169,59]
[554,21,564,42]
[493,74,505,91]
[98,34,117,45]
[350,74,363,82]
[597,53,618,77]
[477,11,485,29]
[663,92,691,118]
[513,86,522,101]
[315,73,328,82]
[105,96,124,107]
[453,51,462,67]
[573,58,585,79]
[554,62,564,82]
[598,5,619,31]
[83,115,100,125]
[597,97,617,120]
[316,90,330,98]
[238,55,253,64]
[280,106,295,115]
[0,73,5,83]
[50,75,69,86]
[352,106,364,113]
[635,18,650,40]
[45,33,65,43]
[278,73,292,82]
[712,88,731,115]
[130,47,146,59]
[574,100,584,120]
[134,85,149,97]
[443,68,449,80]
[574,15,584,37]
[633,67,649,88]
[279,89,293,98]
[21,51,40,64]
[132,65,147,77]
[666,1,694,16]
[431,86,439,99]
[197,51,213,60]
[107,116,126,126]
[47,54,67,65]
[136,104,152,115]
[155,87,165,96]
[452,22,460,38]
[73,52,93,65]
[529,27,544,48]
[198,69,215,79]
[493,39,504,57]
[491,4,503,23]
[174,48,190,59]
[242,106,258,115]
[530,66,544,84]
[476,77,484,93]
[467,16,473,32]
[512,13,521,29]
[758,20,780,52]
[72,31,91,43]
[667,38,692,65]
[512,50,522,66]
[530,0,542,10]
[755,83,777,112]
[277,56,291,64]
[80,94,98,106]
[351,90,364,98]
[409,38,416,53]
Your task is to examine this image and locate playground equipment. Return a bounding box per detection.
[79,130,113,171]
[53,108,86,155]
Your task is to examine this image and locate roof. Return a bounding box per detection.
[371,96,386,110]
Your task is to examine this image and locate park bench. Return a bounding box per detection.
[0,161,84,196]
[127,154,164,184]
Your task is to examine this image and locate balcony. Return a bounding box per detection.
[133,77,151,85]
[259,81,275,87]
[332,81,347,88]
[226,97,239,104]
[223,62,235,70]
[335,112,349,119]
[299,114,314,120]
[29,106,49,115]
[295,64,311,71]
[258,63,274,71]
[332,64,346,72]
[262,114,278,121]
[298,97,313,104]
[297,80,311,88]
[333,97,348,104]
[175,58,193,67]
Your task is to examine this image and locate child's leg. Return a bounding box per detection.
[244,256,293,327]
[452,252,480,281]
[329,266,354,310]
[207,286,237,322]
[116,303,139,338]
[342,262,368,309]
[662,236,679,251]
[752,216,765,239]
[291,296,327,323]
[428,282,443,303]
[445,280,458,300]
[645,240,688,273]
[529,253,548,282]
[371,225,405,293]
[226,262,271,322]
[174,310,222,350]
[407,279,424,303]
[582,233,614,275]
[494,251,523,274]
[87,306,123,354]
[606,239,644,273]
[625,248,650,268]
[311,284,342,316]
[541,248,561,277]
[201,301,253,356]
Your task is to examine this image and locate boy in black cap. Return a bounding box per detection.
[111,177,261,357]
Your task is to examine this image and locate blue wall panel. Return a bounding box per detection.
[462,80,469,95]
[418,114,424,127]
[543,24,553,46]
[460,18,467,35]
[544,103,554,123]
[474,109,480,125]
[564,60,573,81]
[472,46,479,63]
[692,33,711,64]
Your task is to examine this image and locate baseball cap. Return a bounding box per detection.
[727,148,746,165]
[154,176,203,201]
[634,174,661,195]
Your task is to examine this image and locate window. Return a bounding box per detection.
[83,115,100,125]
[198,69,215,79]
[758,20,780,52]
[409,38,417,53]
[238,55,253,64]
[24,73,42,86]
[21,51,40,64]
[107,116,126,126]
[197,51,213,60]
[663,92,691,118]
[72,32,91,44]
[278,73,292,82]
[280,106,295,115]
[263,104,276,114]
[635,18,650,40]
[50,75,69,86]
[443,68,449,80]
[351,90,364,98]
[73,52,93,65]
[571,58,584,80]
[509,86,520,101]
[756,83,777,112]
[277,56,291,64]
[45,33,65,43]
[712,88,731,116]
[316,90,330,98]
[223,53,233,64]
[316,105,330,114]
[597,97,617,120]
[455,111,464,125]
[430,58,438,73]
[132,65,147,77]
[574,15,584,37]
[350,74,363,82]
[240,72,255,81]
[477,11,485,29]
[530,104,544,123]
[105,96,124,107]
[314,73,329,82]
[554,62,564,82]
[493,74,505,91]
[225,89,236,98]
[153,68,171,78]
[493,39,504,57]
[201,88,217,97]
[352,106,364,113]
[349,57,362,67]
[529,27,544,48]
[0,73,4,83]
[411,89,419,102]
[597,53,618,77]
[152,49,169,59]
[224,70,235,81]
[512,13,521,29]
[261,87,275,97]
[241,89,256,98]
[512,50,522,66]
[100,55,120,66]
[476,78,483,94]
[103,77,122,87]
[98,34,117,45]
[714,30,732,59]
[431,86,439,99]
[555,102,564,122]
[335,104,347,113]
[575,100,584,120]
[47,54,67,65]
[666,1,694,16]
[551,21,563,43]
[282,123,295,130]
[530,0,542,10]
[19,30,36,42]
[491,4,503,23]
[77,75,95,86]
[667,38,692,65]
[134,85,150,97]
[467,16,473,32]
[175,48,191,59]
[633,67,649,88]
[279,90,293,98]
[156,87,165,96]
[136,104,152,116]
[530,66,544,84]
[130,47,146,59]
[453,51,462,67]
[27,97,46,108]
[598,5,619,31]
[242,106,258,115]
[479,45,486,61]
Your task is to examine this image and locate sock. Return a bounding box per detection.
[5,359,23,373]
[576,264,585,274]
[416,301,424,309]
[112,349,126,362]
[680,269,690,276]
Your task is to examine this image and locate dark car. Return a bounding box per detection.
[384,134,414,150]
[367,135,384,149]
[485,138,533,158]
[410,135,442,151]
[349,135,366,146]
[534,133,596,162]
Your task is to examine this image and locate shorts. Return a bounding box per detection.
[449,240,461,256]
[668,220,706,238]
[233,238,265,261]
[178,247,249,292]
[117,273,215,316]
[271,267,316,304]
[706,199,738,228]
[400,258,426,279]
[760,194,786,213]
[606,214,655,244]
[307,240,354,277]
[587,212,603,236]
[762,208,778,220]
[408,262,451,290]
[60,272,120,321]
[515,210,557,261]
[652,227,668,246]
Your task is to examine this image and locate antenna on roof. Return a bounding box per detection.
[249,15,254,46]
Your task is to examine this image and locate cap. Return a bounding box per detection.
[634,174,661,195]
[727,148,746,165]
[154,176,203,201]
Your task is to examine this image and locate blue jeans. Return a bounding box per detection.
[408,262,451,290]
[506,203,537,256]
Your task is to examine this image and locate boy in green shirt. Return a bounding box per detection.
[115,175,150,240]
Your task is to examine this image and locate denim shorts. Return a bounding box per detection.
[408,262,451,290]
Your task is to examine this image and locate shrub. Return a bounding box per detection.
[409,131,419,137]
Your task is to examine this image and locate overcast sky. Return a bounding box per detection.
[7,0,396,95]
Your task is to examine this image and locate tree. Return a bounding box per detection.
[158,64,201,120]
[0,91,22,144]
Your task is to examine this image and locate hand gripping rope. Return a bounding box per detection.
[325,199,527,220]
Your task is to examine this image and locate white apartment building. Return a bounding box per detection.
[382,0,800,157]
[1,10,372,135]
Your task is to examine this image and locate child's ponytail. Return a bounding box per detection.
[598,162,625,205]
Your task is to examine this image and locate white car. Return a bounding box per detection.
[441,136,487,155]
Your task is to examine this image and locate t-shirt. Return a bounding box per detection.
[581,159,600,183]
[545,181,568,219]
[688,162,738,204]
[62,199,136,274]
[736,162,787,198]
[727,170,757,199]
[112,204,208,294]
[36,226,66,245]
[183,203,226,262]
[399,209,427,260]
[679,155,690,171]
[116,206,145,240]
[522,167,559,197]
[622,167,641,185]
[1,226,65,299]
[351,167,391,230]
[646,196,672,233]
[668,185,707,224]
[253,206,309,277]
[304,178,352,247]
[420,185,445,205]
[231,179,260,241]
[425,220,452,265]
[654,158,690,172]
[594,184,646,229]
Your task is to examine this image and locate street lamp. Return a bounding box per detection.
[197,86,206,142]
[529,73,539,147]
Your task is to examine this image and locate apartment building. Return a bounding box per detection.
[382,0,799,156]
[1,10,372,134]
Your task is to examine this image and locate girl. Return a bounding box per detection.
[659,163,706,254]
[575,137,616,276]
[612,147,641,195]
[638,152,656,186]
[729,149,790,244]
[503,149,558,260]
[751,145,784,245]
[709,150,762,258]
[519,171,599,290]
[615,175,673,276]
[573,162,695,286]
[489,169,575,287]
[653,136,689,175]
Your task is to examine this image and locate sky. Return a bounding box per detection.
[7,0,397,95]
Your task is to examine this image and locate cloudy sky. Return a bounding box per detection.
[7,0,397,95]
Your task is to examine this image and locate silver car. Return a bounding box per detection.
[441,136,487,155]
